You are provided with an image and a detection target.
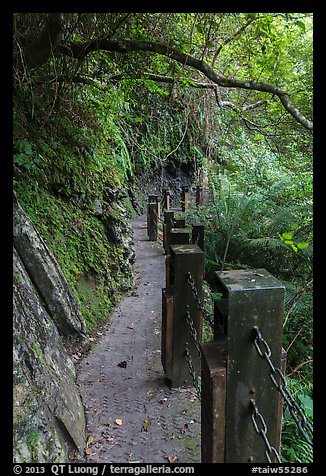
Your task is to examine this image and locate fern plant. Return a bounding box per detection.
[280,377,313,463]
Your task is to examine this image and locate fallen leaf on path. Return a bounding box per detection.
[115,419,123,426]
[167,455,178,463]
[84,447,95,456]
[86,436,94,447]
[117,361,127,368]
[142,419,151,431]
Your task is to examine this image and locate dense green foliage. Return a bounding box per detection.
[13,12,312,462]
[185,103,313,461]
[13,92,128,329]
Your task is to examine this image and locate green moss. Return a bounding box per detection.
[76,274,113,331]
[32,342,45,366]
[14,182,132,331]
[26,432,40,462]
[14,272,22,283]
[13,86,138,333]
[26,432,39,446]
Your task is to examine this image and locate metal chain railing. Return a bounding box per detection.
[184,273,214,399]
[250,399,282,463]
[185,308,202,356]
[184,341,201,399]
[184,308,202,399]
[187,272,214,329]
[252,326,313,446]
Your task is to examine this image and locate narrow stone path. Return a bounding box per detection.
[77,214,201,463]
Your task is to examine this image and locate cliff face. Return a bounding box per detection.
[12,163,195,463]
[13,197,87,463]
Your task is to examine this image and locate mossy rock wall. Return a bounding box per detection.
[13,247,86,462]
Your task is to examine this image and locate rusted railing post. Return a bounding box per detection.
[162,244,204,388]
[201,339,227,463]
[192,223,205,252]
[169,228,189,246]
[163,211,174,254]
[147,195,156,235]
[196,185,203,207]
[147,200,158,241]
[201,268,285,463]
[163,216,190,251]
[165,216,188,252]
[163,187,170,211]
[148,194,160,220]
[181,186,189,212]
[174,217,185,228]
[148,194,157,210]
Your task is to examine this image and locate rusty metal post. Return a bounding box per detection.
[161,244,204,388]
[169,228,190,247]
[149,194,160,219]
[162,286,174,380]
[148,194,157,203]
[210,268,285,463]
[147,195,157,236]
[163,188,170,211]
[157,200,161,222]
[148,202,158,241]
[163,211,174,254]
[181,186,189,212]
[174,217,186,228]
[196,185,203,206]
[165,228,190,289]
[201,339,227,463]
[192,223,205,252]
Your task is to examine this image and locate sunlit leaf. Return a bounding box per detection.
[297,242,309,250]
[142,419,151,431]
[281,232,293,241]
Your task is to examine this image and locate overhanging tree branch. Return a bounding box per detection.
[55,38,312,131]
[35,72,268,113]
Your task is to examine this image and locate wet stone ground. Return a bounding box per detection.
[77,215,201,463]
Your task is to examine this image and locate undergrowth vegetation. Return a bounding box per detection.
[13,84,137,331]
[186,121,313,461]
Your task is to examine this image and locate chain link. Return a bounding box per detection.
[252,326,313,446]
[250,400,282,463]
[185,342,201,399]
[187,272,214,329]
[185,309,202,356]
